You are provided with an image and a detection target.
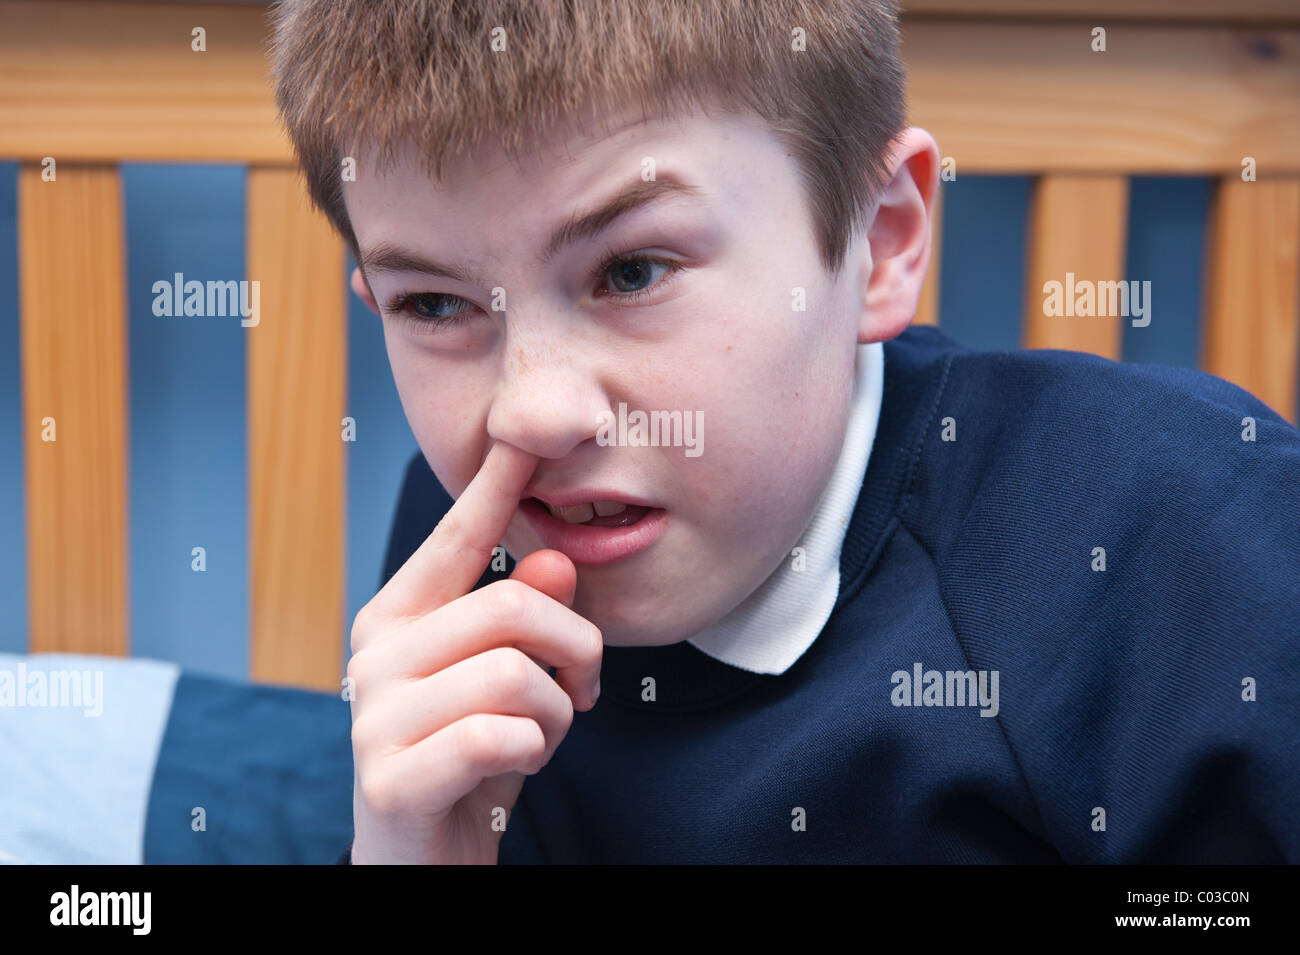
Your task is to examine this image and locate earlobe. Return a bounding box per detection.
[350,266,380,314]
[857,128,941,345]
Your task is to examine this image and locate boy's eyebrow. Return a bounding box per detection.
[540,175,705,263]
[359,175,705,286]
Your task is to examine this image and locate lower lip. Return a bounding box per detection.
[518,498,668,566]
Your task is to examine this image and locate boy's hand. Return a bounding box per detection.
[346,441,602,864]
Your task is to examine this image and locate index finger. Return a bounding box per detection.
[373,441,539,621]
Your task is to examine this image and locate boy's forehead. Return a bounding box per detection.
[342,99,821,284]
[347,100,770,217]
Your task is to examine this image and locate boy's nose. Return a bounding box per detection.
[486,341,611,461]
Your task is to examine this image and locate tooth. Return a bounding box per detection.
[558,503,595,524]
[592,501,627,517]
[545,502,565,519]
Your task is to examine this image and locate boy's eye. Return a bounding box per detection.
[408,293,470,320]
[383,251,683,332]
[591,251,684,305]
[383,292,473,331]
[598,254,677,299]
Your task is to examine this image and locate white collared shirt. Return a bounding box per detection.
[687,341,885,675]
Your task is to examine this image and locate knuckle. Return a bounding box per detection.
[557,687,575,731]
[522,722,548,774]
[358,768,403,818]
[433,512,466,543]
[349,712,381,755]
[485,579,529,628]
[483,647,534,702]
[349,606,376,654]
[344,657,368,707]
[457,714,504,768]
[344,653,364,688]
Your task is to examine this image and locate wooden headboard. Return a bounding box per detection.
[4,0,1297,689]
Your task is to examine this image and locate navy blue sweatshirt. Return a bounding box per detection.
[340,325,1300,864]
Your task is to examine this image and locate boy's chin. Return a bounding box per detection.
[593,623,693,649]
[575,595,696,649]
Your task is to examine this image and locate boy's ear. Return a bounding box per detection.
[858,127,941,345]
[350,266,380,314]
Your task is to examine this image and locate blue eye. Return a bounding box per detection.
[383,249,684,332]
[383,292,472,330]
[593,251,682,303]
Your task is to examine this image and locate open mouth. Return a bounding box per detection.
[517,495,668,565]
[524,496,652,528]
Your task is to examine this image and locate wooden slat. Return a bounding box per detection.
[247,167,347,690]
[914,183,943,327]
[19,164,129,655]
[0,0,290,164]
[904,22,1300,174]
[1202,178,1300,424]
[1022,175,1129,359]
[903,0,1300,23]
[0,2,1297,175]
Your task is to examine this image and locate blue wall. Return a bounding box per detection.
[0,168,1279,676]
[123,164,250,678]
[0,164,414,679]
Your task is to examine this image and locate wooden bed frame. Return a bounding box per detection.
[4,0,1297,688]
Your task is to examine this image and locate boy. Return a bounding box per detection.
[269,0,1300,863]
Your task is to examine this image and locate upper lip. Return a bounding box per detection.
[522,486,658,509]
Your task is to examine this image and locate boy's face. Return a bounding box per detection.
[345,100,934,648]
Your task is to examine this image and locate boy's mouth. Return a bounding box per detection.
[518,492,668,565]
[527,497,650,527]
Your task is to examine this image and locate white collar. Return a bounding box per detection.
[686,340,885,674]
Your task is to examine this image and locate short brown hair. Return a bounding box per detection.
[269,0,906,276]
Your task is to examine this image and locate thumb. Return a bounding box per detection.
[508,548,578,608]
